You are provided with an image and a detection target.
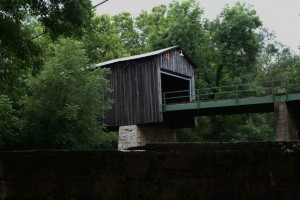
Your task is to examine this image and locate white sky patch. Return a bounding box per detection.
[92,0,300,54]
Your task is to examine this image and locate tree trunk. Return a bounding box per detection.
[210,64,224,137]
[209,64,223,99]
[210,115,224,137]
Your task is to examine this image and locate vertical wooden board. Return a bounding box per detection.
[104,58,162,126]
[160,49,195,77]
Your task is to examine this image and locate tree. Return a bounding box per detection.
[0,0,94,98]
[177,113,275,142]
[83,15,126,64]
[136,5,168,50]
[22,39,112,149]
[196,3,265,138]
[136,0,208,65]
[113,12,145,55]
[0,0,93,41]
[203,2,262,89]
[258,34,300,81]
[0,95,24,150]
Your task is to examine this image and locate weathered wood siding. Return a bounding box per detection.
[158,49,194,77]
[102,47,196,127]
[104,57,161,127]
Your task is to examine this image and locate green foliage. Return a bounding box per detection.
[113,12,145,55]
[137,0,207,65]
[136,5,168,50]
[177,113,275,142]
[176,127,206,142]
[0,0,93,99]
[0,95,24,149]
[262,47,300,81]
[202,2,262,88]
[83,15,126,64]
[197,3,271,140]
[83,11,152,64]
[0,0,93,39]
[22,39,112,149]
[97,132,119,149]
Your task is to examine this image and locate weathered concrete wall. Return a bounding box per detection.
[118,125,176,150]
[1,142,300,200]
[274,102,299,140]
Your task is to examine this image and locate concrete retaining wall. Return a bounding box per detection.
[1,142,300,199]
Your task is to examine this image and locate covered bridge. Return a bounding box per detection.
[95,46,197,149]
[95,46,197,128]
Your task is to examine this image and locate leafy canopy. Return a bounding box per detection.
[23,39,112,149]
[0,0,94,98]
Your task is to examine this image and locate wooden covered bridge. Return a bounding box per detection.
[95,46,300,150]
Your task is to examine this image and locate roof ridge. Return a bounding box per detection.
[94,46,179,68]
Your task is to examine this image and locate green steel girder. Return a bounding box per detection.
[163,92,300,112]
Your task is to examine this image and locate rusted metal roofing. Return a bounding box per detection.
[94,46,179,68]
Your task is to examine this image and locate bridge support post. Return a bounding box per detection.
[274,102,299,141]
[118,125,176,150]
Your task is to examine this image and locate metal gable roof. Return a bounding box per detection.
[94,46,179,68]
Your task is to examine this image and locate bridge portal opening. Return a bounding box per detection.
[161,71,191,104]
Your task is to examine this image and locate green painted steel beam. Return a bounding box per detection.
[163,92,300,112]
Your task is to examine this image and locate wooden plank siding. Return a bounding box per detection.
[99,47,196,127]
[103,57,161,127]
[159,49,194,77]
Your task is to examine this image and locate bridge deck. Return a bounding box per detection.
[163,93,300,116]
[162,78,300,117]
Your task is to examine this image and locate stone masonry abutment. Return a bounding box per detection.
[118,125,176,150]
[275,101,300,141]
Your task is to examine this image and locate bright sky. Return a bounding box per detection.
[92,0,300,54]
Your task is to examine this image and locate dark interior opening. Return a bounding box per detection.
[161,72,190,104]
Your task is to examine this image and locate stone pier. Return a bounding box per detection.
[118,125,176,150]
[274,102,299,141]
